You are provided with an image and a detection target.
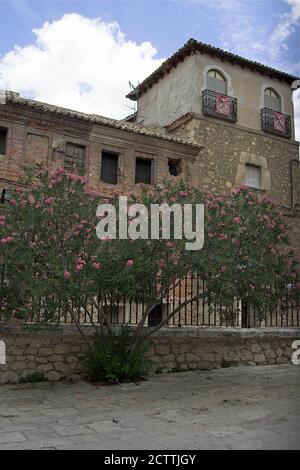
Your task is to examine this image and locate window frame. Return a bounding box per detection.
[168,159,182,177]
[135,157,153,185]
[100,150,119,185]
[64,141,86,175]
[264,87,282,112]
[0,127,8,156]
[245,164,262,190]
[207,69,228,95]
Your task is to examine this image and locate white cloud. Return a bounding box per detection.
[0,13,164,119]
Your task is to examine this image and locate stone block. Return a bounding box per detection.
[39,348,53,357]
[254,354,266,363]
[47,371,61,382]
[251,343,262,354]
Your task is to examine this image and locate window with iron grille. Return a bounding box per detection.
[100,151,119,185]
[245,165,261,190]
[64,143,85,175]
[0,127,8,155]
[135,158,152,184]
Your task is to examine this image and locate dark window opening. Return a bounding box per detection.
[168,159,181,177]
[148,304,163,327]
[0,128,8,155]
[1,189,12,204]
[135,158,152,184]
[64,143,85,175]
[100,151,118,185]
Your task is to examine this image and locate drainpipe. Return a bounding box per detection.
[289,158,300,212]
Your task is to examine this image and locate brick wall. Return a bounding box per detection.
[0,325,299,384]
[0,103,199,198]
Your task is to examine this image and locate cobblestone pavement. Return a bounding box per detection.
[0,365,299,450]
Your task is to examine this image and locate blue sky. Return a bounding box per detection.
[0,0,299,124]
[1,0,299,67]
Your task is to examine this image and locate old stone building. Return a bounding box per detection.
[0,38,299,249]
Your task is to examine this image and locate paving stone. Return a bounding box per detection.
[0,365,299,450]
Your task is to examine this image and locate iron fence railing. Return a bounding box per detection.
[202,89,237,123]
[0,269,299,328]
[261,107,292,139]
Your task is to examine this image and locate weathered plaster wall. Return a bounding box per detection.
[137,51,295,136]
[0,325,299,384]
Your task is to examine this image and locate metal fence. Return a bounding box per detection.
[1,270,299,328]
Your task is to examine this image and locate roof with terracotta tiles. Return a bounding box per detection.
[4,91,201,149]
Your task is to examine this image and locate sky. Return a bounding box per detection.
[0,0,299,137]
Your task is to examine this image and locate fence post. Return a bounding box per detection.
[241,300,249,328]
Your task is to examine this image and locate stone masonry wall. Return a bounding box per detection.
[170,115,300,254]
[0,325,299,384]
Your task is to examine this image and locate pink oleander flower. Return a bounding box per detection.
[221,265,227,273]
[64,271,71,279]
[127,259,134,267]
[45,197,55,205]
[75,265,83,271]
[9,199,17,206]
[206,201,214,208]
[93,262,102,270]
[233,216,240,224]
[208,232,214,238]
[159,259,165,268]
[179,191,188,198]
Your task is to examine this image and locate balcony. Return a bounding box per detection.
[261,108,291,139]
[202,89,237,123]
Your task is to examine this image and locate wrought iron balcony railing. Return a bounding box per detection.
[261,108,291,139]
[202,89,237,122]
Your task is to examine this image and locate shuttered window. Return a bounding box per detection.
[245,165,261,189]
[64,143,85,175]
[207,69,227,95]
[0,127,8,155]
[135,158,152,184]
[100,151,118,185]
[264,88,281,112]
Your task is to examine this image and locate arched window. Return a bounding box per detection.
[207,69,227,95]
[264,88,281,112]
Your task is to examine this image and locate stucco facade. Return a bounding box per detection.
[136,52,295,136]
